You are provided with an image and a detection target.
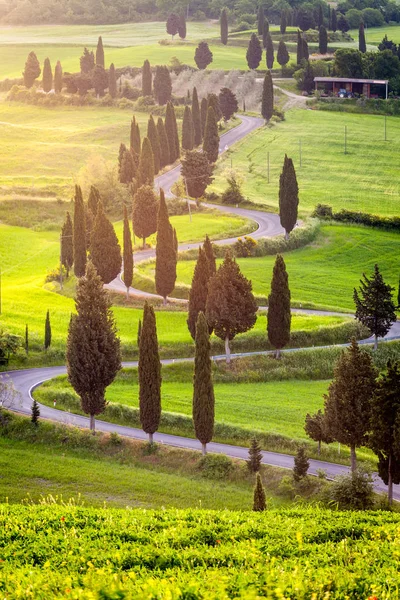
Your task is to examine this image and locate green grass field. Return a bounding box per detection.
[349,24,400,44]
[213,109,400,217]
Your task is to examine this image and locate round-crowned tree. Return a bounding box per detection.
[246,33,262,70]
[181,150,214,201]
[132,184,158,248]
[90,201,122,285]
[194,42,213,69]
[218,87,238,121]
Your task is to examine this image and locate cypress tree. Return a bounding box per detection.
[171,101,180,160]
[220,7,228,45]
[194,42,213,69]
[137,319,142,347]
[155,189,177,304]
[138,137,155,186]
[207,92,222,122]
[206,253,257,363]
[90,201,122,285]
[359,21,366,53]
[331,8,337,32]
[304,410,333,454]
[96,36,105,67]
[353,264,397,350]
[265,32,274,69]
[182,105,194,150]
[23,51,41,88]
[108,63,117,98]
[132,185,158,248]
[88,185,100,218]
[293,447,309,481]
[267,254,291,359]
[324,338,377,472]
[192,87,202,146]
[187,247,210,339]
[67,261,121,432]
[42,57,53,92]
[178,13,187,39]
[202,106,219,163]
[319,25,328,54]
[253,473,266,511]
[297,30,304,64]
[54,60,63,93]
[120,148,137,184]
[302,37,309,60]
[277,39,290,70]
[123,205,133,299]
[257,5,264,35]
[25,324,29,356]
[85,206,94,251]
[193,311,215,455]
[139,301,161,443]
[147,115,161,174]
[142,59,152,96]
[261,70,274,121]
[157,117,170,168]
[200,97,208,136]
[153,65,172,105]
[279,154,299,240]
[203,234,216,276]
[247,437,263,473]
[165,102,177,163]
[31,399,40,426]
[280,10,287,34]
[262,17,269,48]
[246,32,262,70]
[181,150,214,201]
[61,211,74,278]
[130,117,141,155]
[73,185,87,277]
[317,4,324,29]
[80,47,95,73]
[118,142,127,173]
[166,12,180,38]
[44,310,51,350]
[219,87,238,121]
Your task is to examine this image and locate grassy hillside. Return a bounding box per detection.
[349,24,400,44]
[2,501,400,598]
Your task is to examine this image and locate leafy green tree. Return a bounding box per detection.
[262,17,269,48]
[280,10,287,34]
[200,97,208,136]
[155,189,177,304]
[23,51,41,88]
[257,5,264,35]
[202,106,219,163]
[293,447,309,481]
[166,13,180,39]
[138,137,155,186]
[147,115,161,174]
[31,399,40,426]
[265,31,274,69]
[220,7,228,45]
[54,60,63,93]
[181,150,214,201]
[108,63,117,98]
[178,13,186,39]
[334,48,363,78]
[253,473,266,511]
[319,25,328,54]
[96,36,105,67]
[44,310,51,350]
[42,57,52,92]
[219,87,238,121]
[132,185,158,248]
[194,42,213,69]
[324,338,377,472]
[261,70,274,121]
[193,311,215,455]
[80,48,95,73]
[246,32,262,70]
[267,254,291,358]
[277,39,290,70]
[187,247,210,339]
[123,205,133,299]
[153,65,172,105]
[67,261,121,432]
[90,202,122,285]
[130,116,141,154]
[157,117,170,168]
[304,410,333,455]
[191,87,202,146]
[206,253,257,363]
[88,185,100,217]
[142,59,152,96]
[182,105,194,150]
[353,264,396,350]
[61,211,73,278]
[359,21,366,53]
[139,302,161,443]
[337,13,350,33]
[279,154,299,240]
[247,437,263,473]
[73,185,86,277]
[203,235,216,276]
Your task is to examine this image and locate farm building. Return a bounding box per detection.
[314,77,388,99]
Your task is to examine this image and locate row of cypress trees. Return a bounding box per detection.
[246,31,290,71]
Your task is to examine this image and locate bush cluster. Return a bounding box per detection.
[313,204,400,231]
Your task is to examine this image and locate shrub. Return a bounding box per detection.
[221,175,245,205]
[233,236,257,257]
[312,204,333,219]
[197,454,234,479]
[45,266,67,284]
[328,470,374,510]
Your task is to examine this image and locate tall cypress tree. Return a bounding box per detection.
[23,51,41,88]
[171,102,180,161]
[246,32,262,70]
[279,154,299,240]
[331,8,337,32]
[317,4,324,28]
[153,65,172,105]
[182,105,194,150]
[302,37,309,60]
[297,30,304,64]
[67,261,121,432]
[261,70,274,121]
[138,137,155,186]
[147,115,161,174]
[200,97,208,136]
[280,10,287,34]
[193,311,215,455]
[319,25,328,54]
[202,106,219,163]
[220,7,228,45]
[192,86,202,146]
[157,117,170,168]
[142,59,152,96]
[44,310,51,350]
[132,185,158,248]
[155,189,177,304]
[120,148,138,184]
[123,205,133,299]
[73,185,86,277]
[96,36,105,67]
[54,60,63,93]
[207,92,222,122]
[265,32,274,69]
[165,102,176,163]
[262,17,269,48]
[90,201,122,285]
[359,21,366,53]
[42,57,53,92]
[139,301,162,443]
[277,39,290,70]
[257,5,264,35]
[88,185,100,218]
[108,63,117,98]
[85,206,94,251]
[61,211,74,278]
[203,234,216,276]
[130,116,141,155]
[253,473,267,511]
[187,247,210,339]
[267,254,291,358]
[178,13,187,39]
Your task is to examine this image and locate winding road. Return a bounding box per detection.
[4,114,400,501]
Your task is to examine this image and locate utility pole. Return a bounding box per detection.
[384,115,387,141]
[344,125,347,155]
[299,139,302,168]
[267,152,270,183]
[59,233,63,291]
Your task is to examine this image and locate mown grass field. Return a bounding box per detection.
[213,109,400,217]
[140,224,400,311]
[349,23,400,44]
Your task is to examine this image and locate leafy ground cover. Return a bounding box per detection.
[213,109,400,217]
[2,501,400,599]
